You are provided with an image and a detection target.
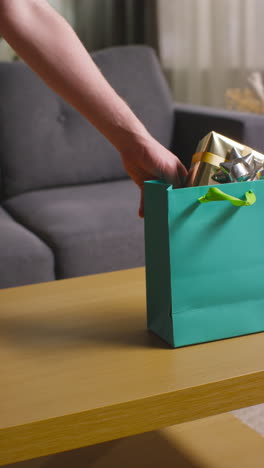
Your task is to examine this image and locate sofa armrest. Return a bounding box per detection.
[171,103,264,168]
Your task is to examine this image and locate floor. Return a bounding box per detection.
[232,403,264,436]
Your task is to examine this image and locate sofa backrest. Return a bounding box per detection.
[0,45,174,199]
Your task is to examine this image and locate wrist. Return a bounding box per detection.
[113,127,152,155]
[106,109,151,154]
[92,94,150,154]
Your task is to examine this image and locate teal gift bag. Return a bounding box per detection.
[144,180,264,347]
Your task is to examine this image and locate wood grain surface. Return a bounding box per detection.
[42,414,264,468]
[0,268,263,465]
[4,414,264,468]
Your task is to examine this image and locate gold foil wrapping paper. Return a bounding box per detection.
[186,131,264,187]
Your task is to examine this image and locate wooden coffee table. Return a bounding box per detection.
[0,268,263,466]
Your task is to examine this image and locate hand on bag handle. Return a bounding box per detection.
[198,187,256,206]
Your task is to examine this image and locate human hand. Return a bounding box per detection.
[120,135,188,217]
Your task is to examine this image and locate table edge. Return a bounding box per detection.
[1,370,263,466]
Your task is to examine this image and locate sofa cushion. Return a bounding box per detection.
[4,180,145,279]
[0,46,173,199]
[0,206,55,289]
[0,166,3,200]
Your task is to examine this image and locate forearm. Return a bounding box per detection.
[0,0,149,152]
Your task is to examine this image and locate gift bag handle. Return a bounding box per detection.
[198,187,256,206]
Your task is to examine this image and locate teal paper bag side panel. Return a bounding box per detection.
[144,180,174,346]
[168,180,264,347]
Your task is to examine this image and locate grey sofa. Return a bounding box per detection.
[1,45,264,289]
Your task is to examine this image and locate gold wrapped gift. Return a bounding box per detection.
[186,131,264,187]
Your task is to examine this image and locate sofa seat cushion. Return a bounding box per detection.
[0,207,55,289]
[4,180,145,279]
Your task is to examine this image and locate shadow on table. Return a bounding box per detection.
[0,306,170,351]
